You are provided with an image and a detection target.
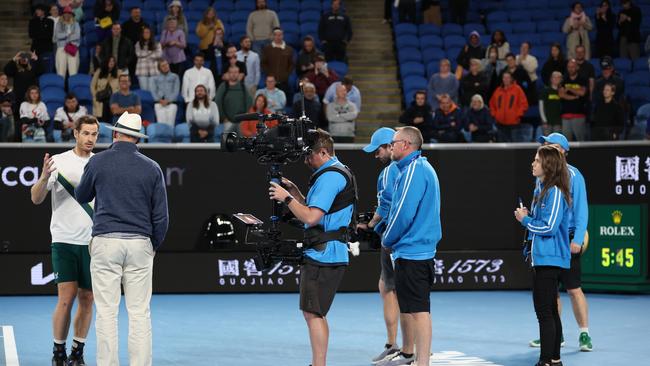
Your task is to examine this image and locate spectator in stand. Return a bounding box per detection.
[323,77,361,111]
[500,53,535,105]
[90,56,119,122]
[399,90,434,142]
[559,59,589,141]
[397,0,417,24]
[541,43,566,86]
[247,0,280,55]
[591,83,624,140]
[450,0,470,25]
[432,94,464,142]
[151,60,180,128]
[305,54,339,100]
[463,94,495,142]
[219,44,247,85]
[93,0,120,42]
[428,59,459,111]
[457,31,486,73]
[563,2,593,60]
[516,42,538,86]
[326,84,358,142]
[319,0,353,62]
[539,71,564,136]
[4,52,43,111]
[100,23,134,74]
[489,71,528,142]
[54,93,88,142]
[29,5,54,73]
[460,59,489,107]
[109,74,141,123]
[255,75,286,113]
[482,46,506,99]
[261,28,295,96]
[593,56,625,105]
[240,94,278,137]
[297,36,323,78]
[486,30,510,61]
[595,0,615,58]
[422,0,442,26]
[49,4,60,29]
[121,6,148,45]
[182,53,216,103]
[20,85,50,142]
[237,36,261,97]
[618,0,642,59]
[54,6,80,78]
[161,17,187,77]
[0,73,15,109]
[196,7,225,75]
[134,26,162,92]
[186,84,219,143]
[293,82,321,128]
[215,65,252,133]
[0,99,14,142]
[574,45,595,97]
[165,0,188,36]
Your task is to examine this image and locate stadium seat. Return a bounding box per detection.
[420,35,444,49]
[402,75,427,93]
[229,10,249,23]
[98,122,113,143]
[441,23,463,37]
[398,47,422,63]
[282,22,300,35]
[284,32,300,48]
[45,102,61,121]
[426,61,440,78]
[418,24,441,36]
[188,0,212,12]
[235,0,255,11]
[505,0,528,10]
[143,2,166,12]
[445,49,461,65]
[394,23,418,36]
[488,22,513,35]
[215,1,235,13]
[541,32,563,45]
[486,11,508,23]
[185,10,203,22]
[280,0,300,11]
[627,71,650,86]
[41,87,66,104]
[300,1,322,12]
[463,23,486,36]
[71,87,93,104]
[299,11,321,24]
[633,58,648,71]
[443,35,466,49]
[508,10,531,22]
[134,89,155,123]
[537,20,561,33]
[300,22,318,37]
[404,89,417,106]
[531,11,556,21]
[328,61,348,78]
[511,22,536,34]
[614,58,633,73]
[278,10,298,23]
[266,0,278,10]
[146,123,174,143]
[422,47,445,64]
[400,62,425,78]
[396,35,420,48]
[174,123,191,142]
[230,22,247,40]
[39,74,65,89]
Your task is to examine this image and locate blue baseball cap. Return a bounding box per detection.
[537,133,570,152]
[363,127,395,153]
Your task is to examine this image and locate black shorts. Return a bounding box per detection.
[299,262,346,317]
[380,249,396,291]
[559,253,582,290]
[394,258,435,314]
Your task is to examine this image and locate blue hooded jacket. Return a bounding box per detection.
[382,151,442,260]
[374,162,400,235]
[522,183,571,269]
[568,164,588,245]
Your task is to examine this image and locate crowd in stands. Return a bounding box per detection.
[395,0,650,142]
[1,0,359,143]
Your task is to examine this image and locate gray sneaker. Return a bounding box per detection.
[379,352,415,366]
[372,345,400,364]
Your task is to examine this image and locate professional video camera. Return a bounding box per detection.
[220,97,322,271]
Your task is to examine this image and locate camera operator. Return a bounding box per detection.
[268,128,354,366]
[358,127,409,365]
[382,126,442,366]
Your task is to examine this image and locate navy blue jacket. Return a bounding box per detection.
[76,142,169,249]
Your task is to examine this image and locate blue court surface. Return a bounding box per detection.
[1,291,648,365]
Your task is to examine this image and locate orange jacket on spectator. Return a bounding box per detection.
[489,83,528,126]
[240,107,278,137]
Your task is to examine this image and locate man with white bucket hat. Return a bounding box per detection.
[76,111,169,366]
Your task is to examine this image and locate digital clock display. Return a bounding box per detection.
[592,243,641,276]
[601,247,634,268]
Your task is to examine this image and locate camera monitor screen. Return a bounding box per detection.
[233,213,264,226]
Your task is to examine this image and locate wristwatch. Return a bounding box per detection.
[284,195,294,205]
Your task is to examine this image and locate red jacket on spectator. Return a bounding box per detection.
[305,69,339,98]
[240,107,278,137]
[489,83,528,126]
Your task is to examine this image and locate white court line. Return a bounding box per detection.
[1,326,19,366]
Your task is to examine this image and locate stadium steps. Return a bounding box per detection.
[0,0,32,71]
[345,0,401,143]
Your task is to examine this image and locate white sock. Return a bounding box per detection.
[579,327,589,334]
[73,337,86,344]
[53,339,66,345]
